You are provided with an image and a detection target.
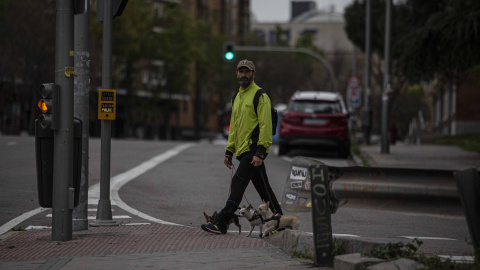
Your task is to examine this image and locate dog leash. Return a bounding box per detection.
[258,165,278,214]
[229,164,252,206]
[230,162,277,214]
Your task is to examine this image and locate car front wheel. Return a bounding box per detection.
[338,141,351,158]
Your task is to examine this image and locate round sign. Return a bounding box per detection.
[348,76,361,88]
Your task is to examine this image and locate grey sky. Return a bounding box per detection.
[250,0,354,22]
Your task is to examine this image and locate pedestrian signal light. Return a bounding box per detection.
[37,83,59,129]
[223,42,235,61]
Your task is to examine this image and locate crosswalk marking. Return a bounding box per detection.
[45,214,132,219]
[25,225,51,231]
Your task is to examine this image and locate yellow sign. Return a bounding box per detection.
[65,67,77,77]
[98,89,116,120]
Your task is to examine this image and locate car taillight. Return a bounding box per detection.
[227,124,230,130]
[329,116,348,127]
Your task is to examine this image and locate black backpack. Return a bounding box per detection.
[232,89,278,135]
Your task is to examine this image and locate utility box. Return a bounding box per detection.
[35,118,82,208]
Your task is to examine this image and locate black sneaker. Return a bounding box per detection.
[201,223,225,234]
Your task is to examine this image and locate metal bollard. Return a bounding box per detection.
[310,162,334,266]
[282,157,334,266]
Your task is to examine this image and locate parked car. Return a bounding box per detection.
[278,91,350,157]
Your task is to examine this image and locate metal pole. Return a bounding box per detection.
[90,0,118,227]
[381,0,392,154]
[352,47,357,76]
[52,0,75,241]
[362,0,372,144]
[235,46,337,93]
[73,0,90,231]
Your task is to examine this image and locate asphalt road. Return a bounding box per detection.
[0,135,473,257]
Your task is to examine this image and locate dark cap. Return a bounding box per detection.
[236,59,255,71]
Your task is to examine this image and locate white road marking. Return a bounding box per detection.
[0,208,49,235]
[108,143,195,226]
[304,232,360,238]
[88,208,114,212]
[25,225,51,231]
[398,236,456,241]
[45,214,132,220]
[437,255,475,263]
[88,198,117,205]
[0,143,194,235]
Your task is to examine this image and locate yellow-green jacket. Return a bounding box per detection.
[225,81,272,158]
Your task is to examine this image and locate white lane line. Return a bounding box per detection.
[437,255,475,263]
[0,143,194,235]
[304,232,361,238]
[109,143,195,226]
[45,214,132,220]
[0,208,49,235]
[398,236,456,241]
[88,208,114,212]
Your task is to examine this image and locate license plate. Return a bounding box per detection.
[303,118,326,125]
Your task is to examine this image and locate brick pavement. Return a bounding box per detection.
[0,224,316,269]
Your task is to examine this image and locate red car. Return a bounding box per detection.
[278,91,350,157]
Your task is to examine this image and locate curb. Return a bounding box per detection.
[263,230,424,269]
[263,230,385,257]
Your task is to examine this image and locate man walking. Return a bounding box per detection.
[201,59,283,234]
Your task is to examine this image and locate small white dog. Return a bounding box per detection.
[257,200,300,237]
[238,204,264,237]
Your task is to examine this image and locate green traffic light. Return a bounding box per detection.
[225,52,234,60]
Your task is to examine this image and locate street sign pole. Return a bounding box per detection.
[90,0,119,227]
[52,0,75,241]
[381,0,392,154]
[362,0,372,144]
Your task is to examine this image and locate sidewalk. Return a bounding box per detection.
[357,143,480,171]
[1,143,478,269]
[0,223,315,269]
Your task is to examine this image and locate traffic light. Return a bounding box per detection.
[37,83,59,130]
[223,41,235,61]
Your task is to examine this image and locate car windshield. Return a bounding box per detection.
[288,100,342,114]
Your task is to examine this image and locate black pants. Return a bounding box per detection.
[216,152,283,232]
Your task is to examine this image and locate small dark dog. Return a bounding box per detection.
[203,211,241,234]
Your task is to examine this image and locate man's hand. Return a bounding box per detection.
[251,155,263,167]
[224,155,233,169]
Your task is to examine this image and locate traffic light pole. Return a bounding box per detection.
[73,0,90,231]
[52,0,75,241]
[90,0,119,227]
